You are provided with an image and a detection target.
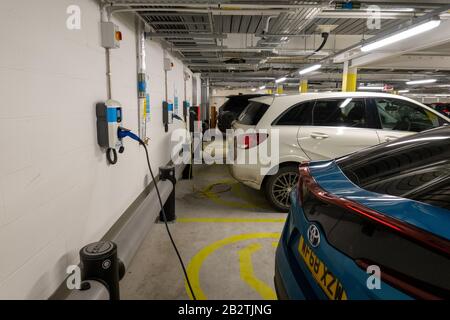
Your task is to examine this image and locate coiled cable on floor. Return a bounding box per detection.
[139,139,197,300]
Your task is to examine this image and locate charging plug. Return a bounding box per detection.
[118,127,143,144]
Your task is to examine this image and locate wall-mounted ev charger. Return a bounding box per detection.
[96,100,124,164]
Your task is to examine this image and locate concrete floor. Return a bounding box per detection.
[121,164,287,300]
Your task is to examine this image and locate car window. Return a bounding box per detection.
[374,98,441,132]
[237,101,270,125]
[273,101,313,125]
[312,98,368,128]
[221,98,250,114]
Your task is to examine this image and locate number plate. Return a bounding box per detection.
[298,236,348,300]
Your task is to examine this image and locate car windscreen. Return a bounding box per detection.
[237,101,270,125]
[336,127,450,210]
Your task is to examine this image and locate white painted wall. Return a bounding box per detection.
[0,0,196,299]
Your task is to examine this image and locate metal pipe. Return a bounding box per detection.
[109,8,308,16]
[108,2,328,9]
[105,49,112,99]
[149,21,209,25]
[170,47,276,52]
[145,33,226,39]
[136,19,147,139]
[101,4,112,99]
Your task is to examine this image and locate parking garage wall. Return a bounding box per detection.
[0,0,195,299]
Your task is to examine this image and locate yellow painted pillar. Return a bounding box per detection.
[299,80,308,93]
[342,61,357,92]
[276,84,284,94]
[267,89,273,94]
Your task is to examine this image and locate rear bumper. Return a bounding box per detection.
[229,163,263,190]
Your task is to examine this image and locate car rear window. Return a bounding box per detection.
[337,127,450,210]
[237,101,270,125]
[221,98,251,113]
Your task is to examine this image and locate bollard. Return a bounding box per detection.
[79,241,124,300]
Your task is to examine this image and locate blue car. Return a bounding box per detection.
[275,126,450,300]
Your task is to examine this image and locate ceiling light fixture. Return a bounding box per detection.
[361,19,441,52]
[259,85,266,90]
[406,79,437,85]
[398,89,410,93]
[299,64,322,75]
[275,77,287,83]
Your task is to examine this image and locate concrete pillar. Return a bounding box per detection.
[267,89,273,94]
[342,61,357,92]
[299,80,308,93]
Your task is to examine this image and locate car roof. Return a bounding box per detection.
[226,93,268,99]
[248,91,423,105]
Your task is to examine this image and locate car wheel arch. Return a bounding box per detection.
[261,161,300,189]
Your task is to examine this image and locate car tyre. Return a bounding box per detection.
[264,165,299,212]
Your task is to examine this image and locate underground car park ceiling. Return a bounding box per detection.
[1,0,450,311]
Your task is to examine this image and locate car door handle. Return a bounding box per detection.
[385,136,399,142]
[310,132,329,139]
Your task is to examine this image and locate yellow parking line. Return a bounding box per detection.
[238,243,277,300]
[185,232,280,300]
[178,217,286,223]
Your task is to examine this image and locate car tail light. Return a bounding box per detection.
[297,161,310,204]
[236,133,268,149]
[298,163,450,258]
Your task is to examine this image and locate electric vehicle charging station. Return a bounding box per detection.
[96,100,124,164]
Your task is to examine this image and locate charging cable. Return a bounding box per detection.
[118,127,197,300]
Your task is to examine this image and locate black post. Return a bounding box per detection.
[79,241,125,300]
[159,166,176,222]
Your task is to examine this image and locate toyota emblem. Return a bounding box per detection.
[307,224,321,247]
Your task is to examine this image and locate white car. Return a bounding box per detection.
[229,92,450,211]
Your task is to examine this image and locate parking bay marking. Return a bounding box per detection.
[239,243,277,300]
[185,232,281,300]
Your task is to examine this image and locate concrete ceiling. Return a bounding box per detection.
[104,1,450,94]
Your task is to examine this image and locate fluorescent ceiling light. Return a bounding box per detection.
[361,19,441,52]
[251,88,257,92]
[398,89,410,93]
[358,86,384,90]
[259,85,266,90]
[406,79,437,85]
[275,77,287,83]
[299,64,321,75]
[381,8,415,12]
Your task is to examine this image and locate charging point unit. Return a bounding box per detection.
[96,100,124,164]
